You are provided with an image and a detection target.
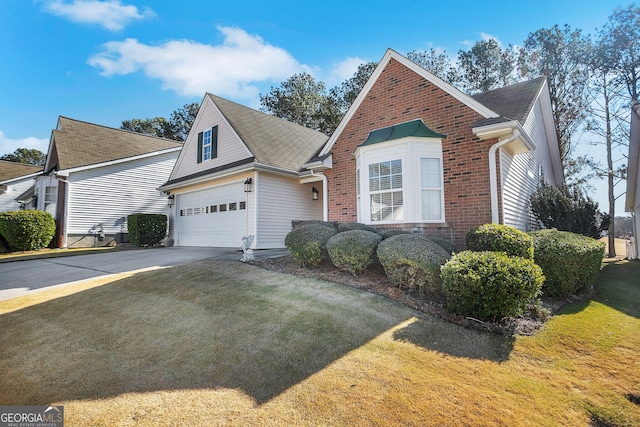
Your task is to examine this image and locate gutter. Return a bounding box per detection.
[488,130,520,224]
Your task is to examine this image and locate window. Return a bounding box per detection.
[229,202,237,211]
[180,209,185,216]
[239,201,246,210]
[44,185,57,213]
[421,158,443,221]
[210,205,217,213]
[369,160,403,222]
[219,204,227,212]
[197,126,218,163]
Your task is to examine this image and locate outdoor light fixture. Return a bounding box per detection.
[312,187,319,200]
[244,177,253,193]
[167,195,174,208]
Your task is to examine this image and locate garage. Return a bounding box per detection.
[175,181,248,247]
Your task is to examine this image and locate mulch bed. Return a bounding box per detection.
[250,254,595,336]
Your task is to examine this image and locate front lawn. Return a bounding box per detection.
[0,258,638,426]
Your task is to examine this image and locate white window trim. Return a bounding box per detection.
[203,129,212,161]
[355,137,445,225]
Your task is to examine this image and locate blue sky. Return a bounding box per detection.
[0,0,627,214]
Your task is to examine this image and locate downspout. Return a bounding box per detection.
[488,130,520,224]
[310,170,328,221]
[53,173,70,248]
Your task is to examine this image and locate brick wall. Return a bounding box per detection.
[325,58,502,249]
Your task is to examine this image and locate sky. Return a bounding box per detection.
[0,0,630,215]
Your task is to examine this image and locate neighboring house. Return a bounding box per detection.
[0,161,43,212]
[159,94,328,249]
[37,116,183,248]
[625,104,640,259]
[308,49,563,249]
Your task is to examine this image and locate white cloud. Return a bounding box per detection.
[323,56,368,87]
[462,33,504,48]
[88,26,311,100]
[0,131,49,156]
[44,0,155,31]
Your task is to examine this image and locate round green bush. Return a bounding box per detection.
[427,237,456,255]
[379,229,412,239]
[376,234,450,295]
[297,220,338,232]
[0,210,56,251]
[285,223,338,267]
[466,223,534,259]
[327,230,382,275]
[441,251,544,321]
[529,229,605,297]
[337,222,379,234]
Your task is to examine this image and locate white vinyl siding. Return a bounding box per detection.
[64,152,177,236]
[170,96,252,181]
[0,176,36,212]
[257,173,323,249]
[501,98,559,232]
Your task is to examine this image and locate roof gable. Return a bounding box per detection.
[46,117,183,172]
[319,49,499,156]
[209,94,328,172]
[0,160,42,183]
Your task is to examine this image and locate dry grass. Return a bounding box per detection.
[0,258,638,426]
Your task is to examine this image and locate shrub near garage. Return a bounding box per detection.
[327,230,382,275]
[466,223,534,259]
[441,251,544,321]
[0,210,56,251]
[376,234,450,296]
[127,213,167,247]
[285,223,338,267]
[529,229,605,297]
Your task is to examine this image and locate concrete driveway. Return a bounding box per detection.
[0,247,288,302]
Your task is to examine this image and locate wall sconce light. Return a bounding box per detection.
[312,187,319,200]
[167,195,175,208]
[244,177,253,193]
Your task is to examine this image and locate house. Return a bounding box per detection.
[309,49,563,249]
[625,104,640,259]
[37,116,183,248]
[159,94,328,249]
[0,161,43,212]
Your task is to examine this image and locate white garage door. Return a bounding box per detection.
[176,182,247,247]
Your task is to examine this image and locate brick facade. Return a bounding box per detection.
[325,58,502,249]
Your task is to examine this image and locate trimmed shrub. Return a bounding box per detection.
[441,251,544,321]
[327,230,382,275]
[285,223,338,267]
[127,213,167,247]
[0,210,56,251]
[376,234,450,295]
[297,220,338,232]
[428,237,456,255]
[379,229,412,239]
[466,223,534,259]
[529,229,605,297]
[337,222,379,234]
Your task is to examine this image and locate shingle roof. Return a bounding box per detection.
[51,117,183,171]
[0,160,43,183]
[472,77,546,125]
[208,94,329,172]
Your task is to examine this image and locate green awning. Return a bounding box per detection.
[359,119,446,147]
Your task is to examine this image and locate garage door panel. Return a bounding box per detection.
[176,182,247,247]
